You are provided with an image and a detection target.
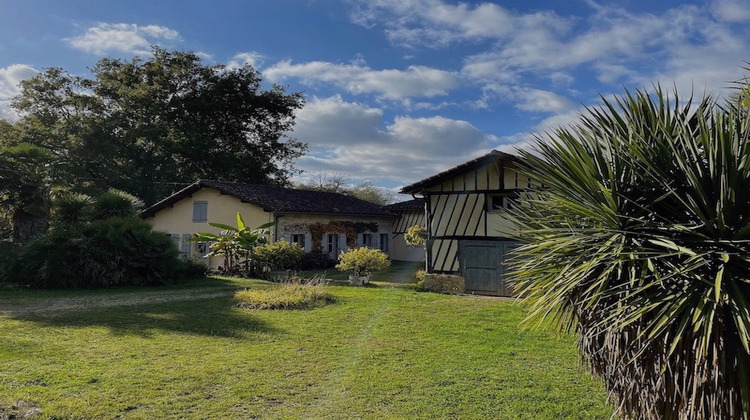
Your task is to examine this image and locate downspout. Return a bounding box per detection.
[410,192,429,273]
[274,213,283,243]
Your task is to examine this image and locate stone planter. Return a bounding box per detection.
[423,274,465,294]
[348,274,370,286]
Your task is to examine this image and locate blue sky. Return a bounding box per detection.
[2,0,750,192]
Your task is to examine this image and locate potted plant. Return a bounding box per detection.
[336,247,390,286]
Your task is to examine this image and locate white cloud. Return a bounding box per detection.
[352,0,569,47]
[712,0,750,22]
[291,95,508,187]
[65,23,180,55]
[0,64,38,122]
[355,0,750,102]
[264,60,459,99]
[479,84,574,113]
[228,52,265,70]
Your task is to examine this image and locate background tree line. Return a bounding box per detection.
[0,47,306,243]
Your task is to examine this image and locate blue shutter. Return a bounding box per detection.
[181,234,192,259]
[192,201,208,223]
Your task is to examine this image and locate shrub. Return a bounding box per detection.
[179,258,209,279]
[51,192,93,228]
[6,217,193,288]
[404,225,427,246]
[234,282,334,310]
[414,269,427,291]
[296,252,337,270]
[253,240,305,272]
[91,189,143,220]
[336,247,390,277]
[0,241,21,283]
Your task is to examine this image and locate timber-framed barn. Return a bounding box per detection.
[400,150,530,296]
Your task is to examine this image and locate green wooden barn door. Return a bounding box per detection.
[459,240,518,296]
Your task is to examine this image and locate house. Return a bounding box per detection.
[141,179,395,269]
[399,150,531,296]
[384,198,426,262]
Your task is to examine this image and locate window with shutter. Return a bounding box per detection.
[192,201,208,223]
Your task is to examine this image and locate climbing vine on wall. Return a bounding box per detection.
[308,221,379,252]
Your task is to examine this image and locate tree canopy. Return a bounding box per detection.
[10,47,306,204]
[296,172,396,205]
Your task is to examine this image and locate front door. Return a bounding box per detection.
[459,240,519,296]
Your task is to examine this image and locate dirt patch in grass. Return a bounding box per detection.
[0,400,42,419]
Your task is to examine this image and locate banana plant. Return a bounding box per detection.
[190,212,275,273]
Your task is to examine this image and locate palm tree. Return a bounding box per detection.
[507,87,750,419]
[0,144,54,243]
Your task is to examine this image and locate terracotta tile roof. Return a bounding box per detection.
[140,179,395,218]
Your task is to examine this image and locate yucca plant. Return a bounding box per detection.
[506,87,750,419]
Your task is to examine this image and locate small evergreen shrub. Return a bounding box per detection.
[336,247,390,277]
[179,259,209,279]
[0,242,21,283]
[234,282,334,310]
[7,217,193,288]
[296,252,337,270]
[253,240,305,273]
[414,269,427,291]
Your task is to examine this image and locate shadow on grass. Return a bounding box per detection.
[6,277,279,338]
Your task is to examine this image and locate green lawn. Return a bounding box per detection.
[0,273,614,419]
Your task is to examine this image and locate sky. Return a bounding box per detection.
[2,0,750,194]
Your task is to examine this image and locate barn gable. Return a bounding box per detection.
[400,150,529,295]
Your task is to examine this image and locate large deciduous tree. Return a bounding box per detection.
[11,47,306,204]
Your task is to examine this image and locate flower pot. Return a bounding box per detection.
[348,274,370,286]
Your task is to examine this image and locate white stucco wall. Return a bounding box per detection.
[390,234,426,262]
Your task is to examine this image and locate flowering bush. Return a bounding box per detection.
[336,247,390,277]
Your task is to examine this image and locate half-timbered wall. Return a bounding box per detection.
[425,161,531,274]
[392,209,425,234]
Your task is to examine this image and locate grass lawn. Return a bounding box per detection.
[0,270,614,419]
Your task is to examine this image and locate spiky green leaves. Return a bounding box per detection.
[507,87,750,419]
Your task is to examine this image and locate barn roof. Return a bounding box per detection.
[400,150,519,194]
[140,179,395,218]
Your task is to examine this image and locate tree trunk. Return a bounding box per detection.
[12,209,48,244]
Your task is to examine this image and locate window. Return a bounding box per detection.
[487,193,517,212]
[379,233,389,252]
[196,242,208,256]
[192,201,208,223]
[362,233,373,247]
[291,234,305,248]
